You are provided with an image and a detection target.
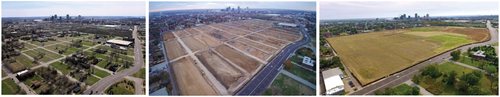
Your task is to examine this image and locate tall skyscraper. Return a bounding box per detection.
[415,13,418,21]
[426,14,430,20]
[237,6,241,13]
[66,14,69,20]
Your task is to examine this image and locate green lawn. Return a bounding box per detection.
[2,79,23,95]
[490,42,498,46]
[263,74,315,95]
[131,68,145,79]
[290,55,303,64]
[117,66,126,72]
[85,75,100,85]
[93,67,111,78]
[284,64,316,84]
[22,75,43,87]
[12,54,38,67]
[392,83,417,95]
[49,62,71,74]
[456,56,489,69]
[22,42,37,50]
[96,60,110,69]
[416,62,493,95]
[23,48,63,62]
[2,70,7,77]
[428,34,476,53]
[105,79,135,95]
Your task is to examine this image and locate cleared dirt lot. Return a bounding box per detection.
[194,33,221,47]
[164,39,187,60]
[205,29,237,42]
[185,28,200,35]
[195,50,247,91]
[227,39,271,61]
[181,36,208,52]
[214,44,262,73]
[163,32,176,40]
[238,38,277,53]
[327,27,483,85]
[171,57,217,95]
[174,30,190,37]
[258,29,300,42]
[245,33,288,48]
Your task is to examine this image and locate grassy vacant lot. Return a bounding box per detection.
[22,75,43,87]
[132,68,145,79]
[284,64,316,84]
[105,79,135,95]
[263,74,315,95]
[457,56,489,68]
[85,75,100,85]
[12,54,38,68]
[93,67,111,78]
[290,55,303,64]
[2,79,24,95]
[327,27,485,85]
[416,62,493,95]
[49,62,71,74]
[24,48,63,62]
[2,70,7,77]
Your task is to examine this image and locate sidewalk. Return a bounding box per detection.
[403,80,433,95]
[280,70,316,89]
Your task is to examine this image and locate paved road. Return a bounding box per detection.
[280,70,316,89]
[236,16,312,95]
[85,26,144,95]
[349,21,498,95]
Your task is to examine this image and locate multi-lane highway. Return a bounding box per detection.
[350,21,498,95]
[236,16,313,95]
[85,26,144,95]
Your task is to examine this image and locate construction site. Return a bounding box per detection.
[162,19,303,95]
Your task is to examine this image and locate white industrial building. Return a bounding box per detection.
[105,39,133,50]
[323,67,345,95]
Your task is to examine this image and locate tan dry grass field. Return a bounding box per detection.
[326,26,488,85]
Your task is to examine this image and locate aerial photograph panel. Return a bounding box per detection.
[320,1,498,95]
[148,1,317,96]
[1,1,146,95]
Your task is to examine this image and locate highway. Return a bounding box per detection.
[236,16,312,95]
[349,21,498,95]
[85,26,145,95]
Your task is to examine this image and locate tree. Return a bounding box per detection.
[412,74,421,84]
[383,87,393,95]
[458,81,469,92]
[444,70,457,85]
[283,60,292,69]
[412,86,420,95]
[451,49,461,61]
[484,65,497,75]
[479,62,486,69]
[472,70,483,78]
[374,89,383,95]
[460,73,480,86]
[422,63,441,78]
[468,85,485,95]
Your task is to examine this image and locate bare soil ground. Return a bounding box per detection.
[194,33,221,47]
[245,33,288,48]
[258,29,300,42]
[181,36,208,52]
[185,28,200,35]
[195,50,246,90]
[238,38,277,53]
[163,32,176,41]
[214,25,249,36]
[174,30,190,37]
[269,28,301,37]
[164,39,187,60]
[442,27,490,41]
[171,57,217,95]
[227,39,271,60]
[205,29,237,42]
[214,44,262,73]
[196,26,215,32]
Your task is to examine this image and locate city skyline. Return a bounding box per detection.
[149,1,316,12]
[2,1,145,17]
[320,1,499,20]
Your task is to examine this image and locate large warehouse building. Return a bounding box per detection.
[323,67,345,95]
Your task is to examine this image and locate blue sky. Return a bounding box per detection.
[321,1,499,20]
[150,1,316,12]
[2,1,145,17]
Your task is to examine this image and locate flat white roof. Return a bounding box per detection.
[302,56,315,67]
[278,23,298,27]
[150,87,168,96]
[16,69,29,76]
[473,50,486,57]
[323,68,345,95]
[106,39,132,46]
